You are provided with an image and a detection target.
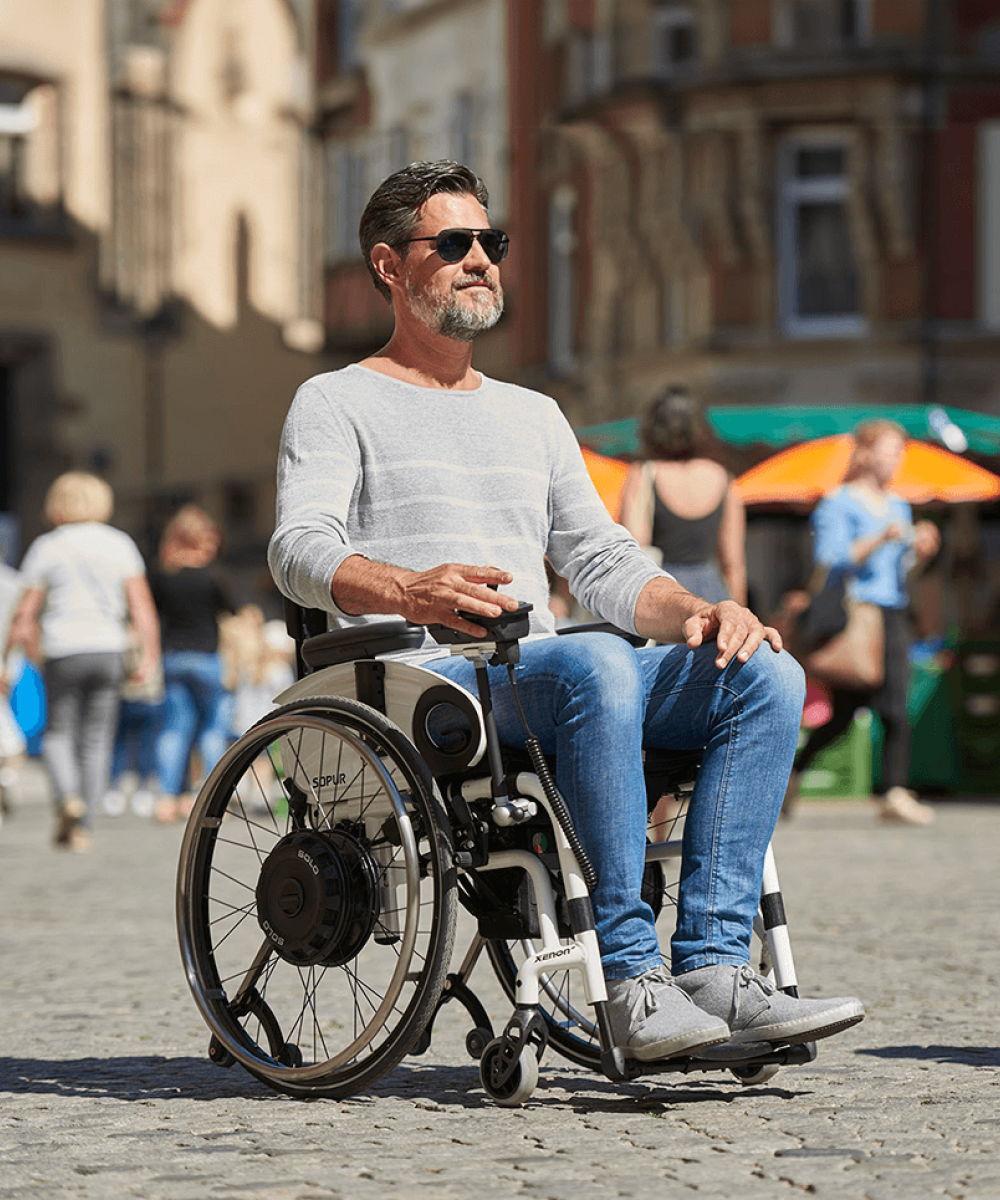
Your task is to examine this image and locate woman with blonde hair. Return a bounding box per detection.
[1,472,160,850]
[148,504,235,822]
[789,420,941,824]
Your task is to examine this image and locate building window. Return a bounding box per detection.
[325,142,367,263]
[0,105,30,221]
[777,138,866,338]
[388,125,410,173]
[777,0,871,49]
[0,81,63,236]
[662,276,686,347]
[979,121,1000,332]
[450,93,476,168]
[337,0,363,74]
[652,4,698,78]
[548,186,577,375]
[566,29,613,106]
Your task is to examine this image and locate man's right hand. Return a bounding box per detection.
[394,563,520,635]
[332,556,518,636]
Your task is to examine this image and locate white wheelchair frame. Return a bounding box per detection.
[176,612,814,1106]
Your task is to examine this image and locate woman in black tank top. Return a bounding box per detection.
[619,387,746,606]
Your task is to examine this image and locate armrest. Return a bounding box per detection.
[557,621,648,648]
[301,619,426,670]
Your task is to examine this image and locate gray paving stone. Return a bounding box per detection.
[1,770,998,1197]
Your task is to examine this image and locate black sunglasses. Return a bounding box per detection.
[400,227,510,264]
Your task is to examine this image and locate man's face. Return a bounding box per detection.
[398,192,504,341]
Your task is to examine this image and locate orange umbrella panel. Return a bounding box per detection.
[581,446,632,519]
[735,437,1000,506]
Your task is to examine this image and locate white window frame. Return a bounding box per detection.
[449,92,476,168]
[548,185,577,375]
[652,4,699,79]
[774,0,872,49]
[566,28,613,106]
[777,133,868,339]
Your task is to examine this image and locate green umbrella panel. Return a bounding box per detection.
[576,404,1000,459]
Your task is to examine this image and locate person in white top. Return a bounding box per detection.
[2,473,160,851]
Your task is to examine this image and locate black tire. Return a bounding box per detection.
[176,697,457,1099]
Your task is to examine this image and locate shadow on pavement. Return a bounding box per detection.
[856,1045,1000,1067]
[0,1054,490,1107]
[0,1052,808,1109]
[0,1055,274,1101]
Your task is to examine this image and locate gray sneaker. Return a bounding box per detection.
[606,965,731,1061]
[675,964,865,1046]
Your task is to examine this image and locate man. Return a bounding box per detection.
[269,161,864,1062]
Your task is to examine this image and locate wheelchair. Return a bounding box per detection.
[176,600,816,1106]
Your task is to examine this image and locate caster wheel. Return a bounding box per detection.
[410,1028,432,1056]
[479,1037,539,1107]
[731,1062,780,1086]
[466,1026,492,1060]
[280,1043,303,1068]
[208,1036,236,1069]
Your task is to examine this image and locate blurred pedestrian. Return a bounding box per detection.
[0,561,28,824]
[788,421,941,824]
[148,505,235,823]
[619,386,747,606]
[1,473,160,850]
[220,604,295,736]
[105,662,165,818]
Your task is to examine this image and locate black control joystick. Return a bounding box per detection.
[428,600,533,665]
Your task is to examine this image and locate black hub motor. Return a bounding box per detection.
[255,827,381,967]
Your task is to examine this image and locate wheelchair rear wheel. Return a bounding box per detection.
[176,697,457,1099]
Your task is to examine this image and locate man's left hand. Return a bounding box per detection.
[684,600,783,669]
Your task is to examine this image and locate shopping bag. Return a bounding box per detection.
[795,573,848,653]
[804,598,885,692]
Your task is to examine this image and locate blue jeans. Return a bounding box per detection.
[154,651,232,797]
[113,697,164,783]
[425,633,805,980]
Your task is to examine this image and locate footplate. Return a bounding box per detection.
[609,1039,818,1083]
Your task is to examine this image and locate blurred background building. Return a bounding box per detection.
[2,1,999,795]
[313,0,1000,424]
[5,0,1000,556]
[1,0,326,591]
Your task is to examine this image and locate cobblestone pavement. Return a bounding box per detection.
[1,763,997,1199]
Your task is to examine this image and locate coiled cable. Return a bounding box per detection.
[506,664,598,893]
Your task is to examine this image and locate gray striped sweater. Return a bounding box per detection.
[267,364,666,659]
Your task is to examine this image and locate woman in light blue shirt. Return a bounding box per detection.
[790,422,940,825]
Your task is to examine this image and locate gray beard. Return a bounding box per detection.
[408,275,504,341]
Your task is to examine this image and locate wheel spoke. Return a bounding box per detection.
[177,700,456,1098]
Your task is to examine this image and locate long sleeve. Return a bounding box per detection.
[268,366,669,641]
[267,380,363,615]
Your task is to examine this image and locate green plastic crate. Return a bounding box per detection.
[798,709,873,799]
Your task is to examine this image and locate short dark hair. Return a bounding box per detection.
[640,386,716,462]
[359,160,490,301]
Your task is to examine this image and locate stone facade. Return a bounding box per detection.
[0,0,328,576]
